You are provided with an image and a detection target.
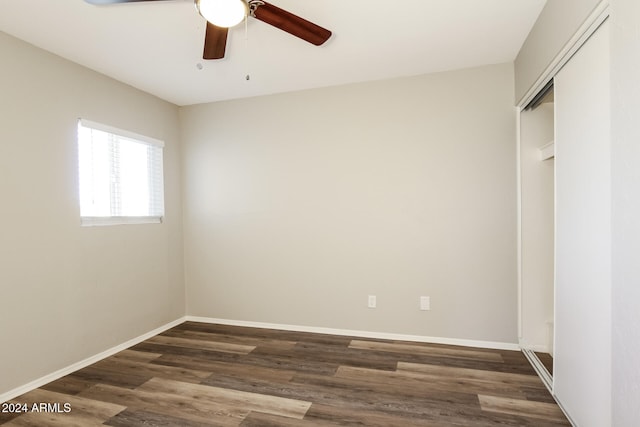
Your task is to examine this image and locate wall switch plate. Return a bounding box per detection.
[420,296,430,311]
[368,295,377,308]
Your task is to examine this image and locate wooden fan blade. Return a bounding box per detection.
[84,0,172,4]
[253,2,331,46]
[203,22,229,60]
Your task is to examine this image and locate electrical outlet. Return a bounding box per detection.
[368,295,377,309]
[420,296,430,311]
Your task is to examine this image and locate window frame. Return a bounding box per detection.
[77,119,165,227]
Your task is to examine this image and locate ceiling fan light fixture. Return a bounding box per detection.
[196,0,247,28]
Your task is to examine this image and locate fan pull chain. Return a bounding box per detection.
[244,14,250,81]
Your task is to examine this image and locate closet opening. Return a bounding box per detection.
[518,82,555,390]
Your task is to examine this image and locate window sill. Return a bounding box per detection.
[80,216,163,227]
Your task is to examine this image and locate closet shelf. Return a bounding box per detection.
[539,140,555,160]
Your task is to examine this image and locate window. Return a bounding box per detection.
[77,119,165,226]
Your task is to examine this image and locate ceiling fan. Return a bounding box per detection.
[85,0,332,60]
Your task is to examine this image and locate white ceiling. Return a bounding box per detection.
[0,0,546,106]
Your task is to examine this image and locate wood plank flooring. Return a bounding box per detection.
[1,322,570,426]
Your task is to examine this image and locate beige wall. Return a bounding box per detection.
[180,63,518,344]
[514,0,602,103]
[0,32,184,395]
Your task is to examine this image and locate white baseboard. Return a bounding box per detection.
[185,316,520,351]
[0,316,186,404]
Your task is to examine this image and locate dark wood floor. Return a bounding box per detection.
[1,322,570,426]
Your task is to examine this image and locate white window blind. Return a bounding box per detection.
[77,119,165,226]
